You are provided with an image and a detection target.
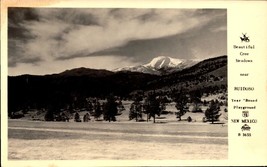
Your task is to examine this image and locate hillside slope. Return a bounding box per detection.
[8,55,227,114]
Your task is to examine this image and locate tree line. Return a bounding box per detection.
[41,90,225,124]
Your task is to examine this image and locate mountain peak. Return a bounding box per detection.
[114,56,200,75]
[144,56,183,69]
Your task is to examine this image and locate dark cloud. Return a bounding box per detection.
[88,16,226,63]
[8,26,35,41]
[8,56,43,67]
[8,8,39,40]
[194,9,226,17]
[135,10,157,22]
[9,56,42,67]
[48,9,226,63]
[108,9,126,19]
[51,9,100,26]
[55,33,196,62]
[20,57,43,64]
[8,41,43,67]
[8,42,43,67]
[8,8,40,67]
[55,49,90,61]
[8,7,40,24]
[52,26,78,48]
[8,61,19,68]
[8,39,24,67]
[89,34,193,63]
[109,8,154,21]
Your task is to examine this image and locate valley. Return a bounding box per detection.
[7,55,228,160]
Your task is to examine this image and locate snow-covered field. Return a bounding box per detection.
[8,98,228,160]
[8,119,227,160]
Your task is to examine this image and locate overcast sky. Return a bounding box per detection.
[8,8,226,76]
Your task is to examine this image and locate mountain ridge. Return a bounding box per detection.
[8,55,227,114]
[114,56,200,75]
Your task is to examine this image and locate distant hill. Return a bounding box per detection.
[58,67,114,77]
[8,55,227,114]
[144,55,227,92]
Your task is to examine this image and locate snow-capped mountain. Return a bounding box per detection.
[144,56,183,69]
[114,56,200,75]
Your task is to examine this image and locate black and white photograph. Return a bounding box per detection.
[7,8,228,160]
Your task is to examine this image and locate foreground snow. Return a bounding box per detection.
[9,138,227,160]
[8,120,227,160]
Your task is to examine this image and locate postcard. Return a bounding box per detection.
[1,0,267,166]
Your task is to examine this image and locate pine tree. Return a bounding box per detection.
[44,104,58,121]
[94,101,102,120]
[117,100,125,115]
[87,101,94,114]
[204,100,221,123]
[74,112,81,122]
[129,94,144,121]
[143,94,161,123]
[103,95,118,122]
[174,91,188,121]
[158,96,167,114]
[44,108,54,121]
[191,90,202,113]
[129,99,143,122]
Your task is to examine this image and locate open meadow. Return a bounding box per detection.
[8,116,227,160]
